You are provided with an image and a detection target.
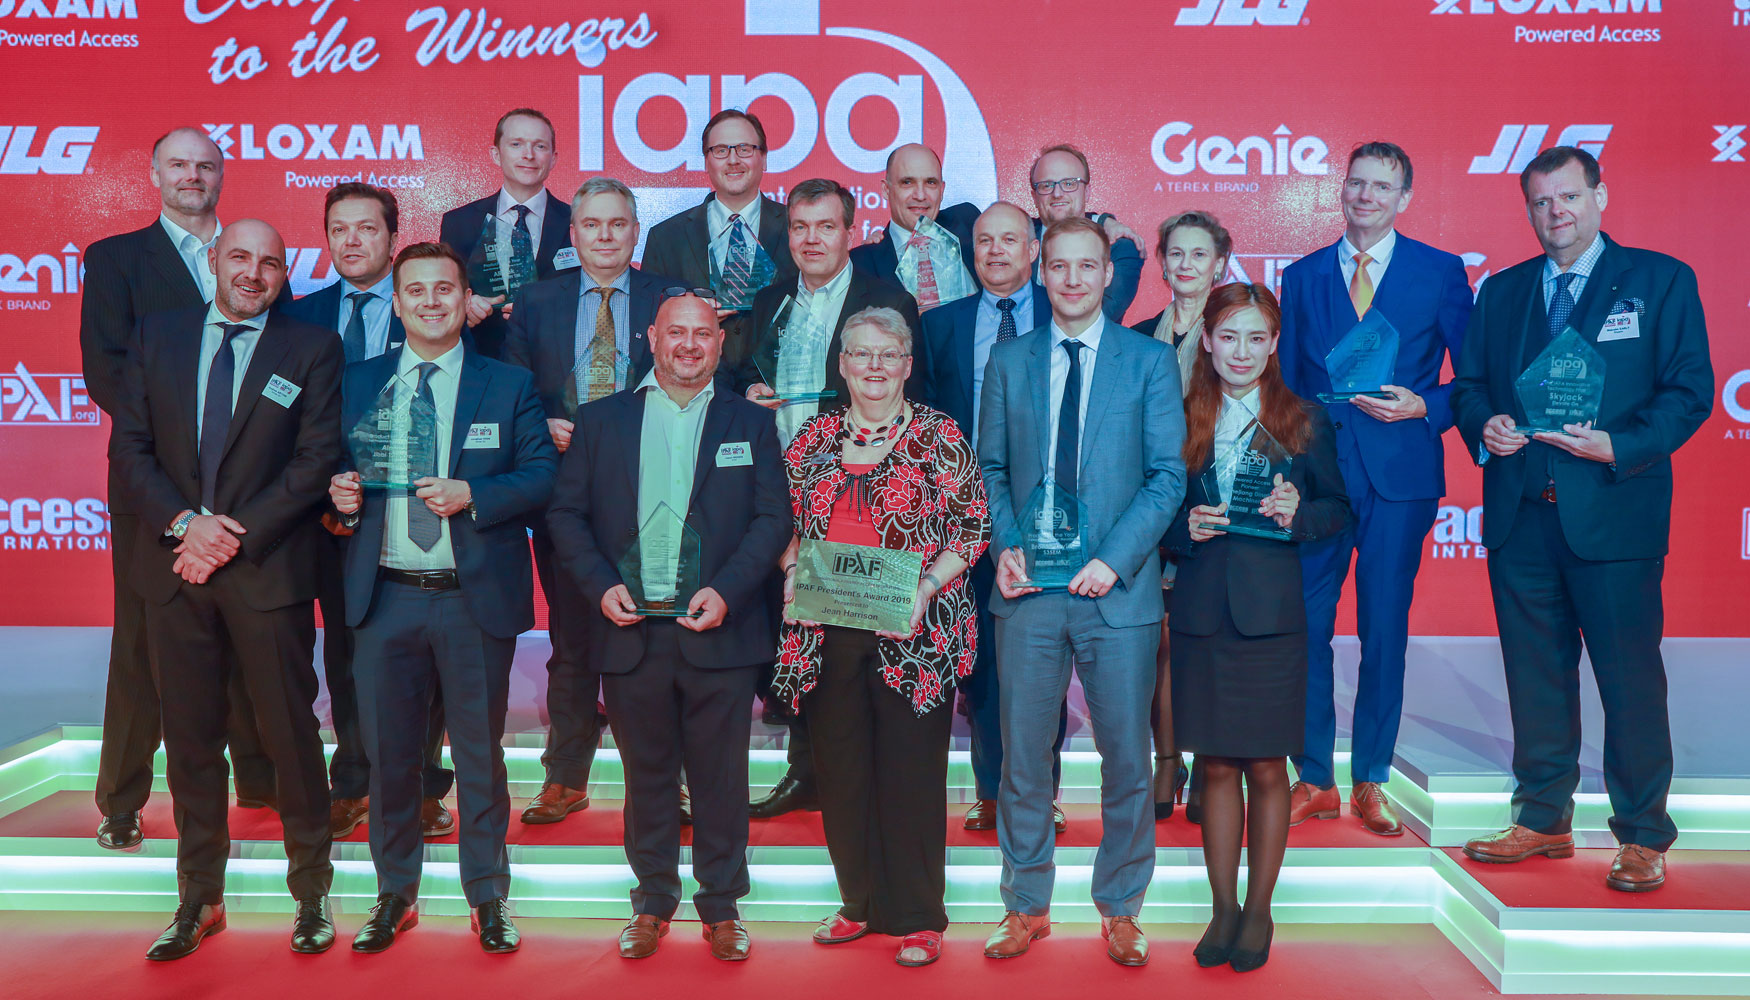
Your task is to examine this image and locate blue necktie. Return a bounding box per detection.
[1055,340,1084,498]
[722,214,754,303]
[342,291,371,363]
[198,323,248,513]
[510,204,534,282]
[996,297,1018,342]
[407,362,441,551]
[1547,271,1578,338]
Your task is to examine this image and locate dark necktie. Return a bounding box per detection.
[510,204,535,281]
[198,323,248,513]
[342,290,371,363]
[407,361,441,551]
[722,214,754,300]
[996,297,1017,342]
[1547,271,1578,338]
[1055,339,1084,497]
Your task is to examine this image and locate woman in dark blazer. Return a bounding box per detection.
[1165,283,1351,972]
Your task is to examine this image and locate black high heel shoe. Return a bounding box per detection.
[1153,753,1190,820]
[1192,906,1241,968]
[1184,755,1204,825]
[1228,918,1274,973]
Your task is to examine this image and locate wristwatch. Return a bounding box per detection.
[170,510,197,539]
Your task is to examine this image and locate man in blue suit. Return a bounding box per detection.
[283,183,453,841]
[1278,142,1473,836]
[1028,144,1143,324]
[849,143,979,312]
[915,201,1067,834]
[329,242,558,955]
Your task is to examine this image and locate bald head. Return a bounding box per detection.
[883,143,946,230]
[151,126,224,222]
[972,201,1038,297]
[208,219,286,322]
[650,293,723,394]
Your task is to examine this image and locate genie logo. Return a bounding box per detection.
[1175,0,1309,25]
[0,243,81,295]
[1151,123,1329,177]
[1723,370,1750,424]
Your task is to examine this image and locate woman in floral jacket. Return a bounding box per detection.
[771,307,990,967]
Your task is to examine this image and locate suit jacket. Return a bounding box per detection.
[80,219,290,513]
[848,202,981,292]
[545,387,790,671]
[1033,214,1143,324]
[1278,234,1473,501]
[978,320,1187,628]
[1165,404,1352,637]
[109,306,342,610]
[916,283,1050,438]
[440,190,575,359]
[730,264,922,401]
[337,348,558,638]
[281,278,406,355]
[1451,233,1713,560]
[501,266,678,419]
[641,191,793,291]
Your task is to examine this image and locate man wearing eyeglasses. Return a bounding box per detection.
[849,143,980,312]
[1028,144,1144,323]
[502,177,681,827]
[1276,141,1473,837]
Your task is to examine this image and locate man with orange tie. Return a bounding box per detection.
[1277,142,1473,836]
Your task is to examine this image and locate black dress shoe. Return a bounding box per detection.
[97,811,143,851]
[146,901,226,961]
[290,895,335,954]
[472,898,520,954]
[1228,917,1273,973]
[351,893,417,953]
[749,773,819,819]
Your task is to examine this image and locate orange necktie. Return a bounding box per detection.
[1349,252,1375,318]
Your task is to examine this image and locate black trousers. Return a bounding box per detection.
[317,530,452,800]
[144,586,332,904]
[354,581,513,906]
[97,514,275,814]
[1487,498,1677,851]
[531,529,607,789]
[808,627,951,935]
[603,622,757,923]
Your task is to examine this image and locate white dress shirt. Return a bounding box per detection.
[379,343,463,571]
[636,370,715,601]
[1337,228,1397,295]
[1212,385,1262,501]
[161,214,221,302]
[494,186,549,274]
[707,195,763,274]
[193,303,266,514]
[774,262,854,445]
[1044,314,1105,486]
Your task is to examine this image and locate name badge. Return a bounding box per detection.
[1597,309,1640,342]
[716,441,753,467]
[464,423,499,449]
[262,375,302,408]
[552,247,580,270]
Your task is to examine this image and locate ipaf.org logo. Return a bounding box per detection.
[0,363,98,425]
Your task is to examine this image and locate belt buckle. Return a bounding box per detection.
[420,572,453,591]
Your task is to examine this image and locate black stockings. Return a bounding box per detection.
[1197,755,1290,954]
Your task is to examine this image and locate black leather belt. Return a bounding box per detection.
[379,568,459,591]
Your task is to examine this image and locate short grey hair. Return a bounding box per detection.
[571,176,637,220]
[841,306,912,353]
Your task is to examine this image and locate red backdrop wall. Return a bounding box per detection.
[1,0,1745,636]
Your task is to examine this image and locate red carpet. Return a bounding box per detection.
[0,911,1666,1000]
[1,791,1423,850]
[1444,847,1749,910]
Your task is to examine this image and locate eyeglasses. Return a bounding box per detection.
[659,285,718,305]
[842,349,910,367]
[1031,177,1087,195]
[706,143,763,160]
[1343,178,1403,197]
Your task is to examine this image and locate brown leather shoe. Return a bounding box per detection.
[520,783,587,825]
[1288,781,1340,826]
[983,910,1050,959]
[420,797,454,838]
[1052,803,1068,835]
[1349,782,1404,837]
[963,799,996,831]
[703,920,752,961]
[617,914,669,958]
[1606,844,1666,892]
[1463,825,1575,863]
[1101,915,1149,967]
[330,797,368,838]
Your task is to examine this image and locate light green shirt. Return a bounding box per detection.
[635,369,715,601]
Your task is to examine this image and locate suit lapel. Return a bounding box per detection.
[952,297,976,410]
[537,190,569,276]
[544,272,583,381]
[171,313,207,456]
[1079,326,1123,476]
[1512,262,1548,373]
[145,223,204,305]
[757,194,789,266]
[448,353,489,472]
[628,268,657,372]
[1030,284,1051,328]
[386,308,405,352]
[1027,328,1053,470]
[1569,236,1627,348]
[1318,242,1353,352]
[622,390,647,500]
[685,199,713,287]
[687,393,734,512]
[218,315,295,465]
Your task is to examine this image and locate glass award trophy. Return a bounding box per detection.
[349,373,439,490]
[1317,310,1400,403]
[616,503,703,617]
[562,346,633,417]
[787,539,926,633]
[466,212,537,303]
[1514,327,1607,435]
[754,296,837,402]
[709,235,778,313]
[1015,480,1086,590]
[903,216,976,307]
[1201,421,1295,540]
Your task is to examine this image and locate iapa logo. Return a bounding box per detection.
[202,124,424,161]
[0,125,97,175]
[0,363,97,425]
[0,0,135,16]
[1713,126,1746,163]
[1174,0,1309,25]
[0,497,110,551]
[1432,0,1660,13]
[1469,124,1610,174]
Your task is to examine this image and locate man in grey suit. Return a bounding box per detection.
[977,217,1186,967]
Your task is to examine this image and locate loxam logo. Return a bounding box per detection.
[1432,0,1659,13]
[0,125,97,175]
[1468,124,1609,175]
[203,124,424,162]
[0,0,134,16]
[1174,0,1309,25]
[0,363,97,425]
[1713,126,1746,163]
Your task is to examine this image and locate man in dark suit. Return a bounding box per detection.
[78,126,280,852]
[283,182,454,841]
[1452,146,1712,893]
[330,242,556,955]
[548,291,789,961]
[731,178,920,817]
[915,201,1068,834]
[502,176,677,825]
[1277,142,1474,837]
[1028,144,1143,323]
[848,143,979,312]
[440,107,577,359]
[109,220,342,960]
[642,109,793,369]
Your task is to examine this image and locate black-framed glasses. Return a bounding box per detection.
[706,143,764,160]
[660,285,719,306]
[1031,177,1087,195]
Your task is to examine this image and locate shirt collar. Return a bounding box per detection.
[345,271,395,303]
[798,260,853,300]
[1219,383,1261,416]
[1339,228,1397,267]
[982,283,1032,311]
[1545,231,1604,280]
[1050,313,1106,351]
[397,340,465,379]
[580,266,632,296]
[638,368,716,409]
[161,213,220,253]
[707,195,762,240]
[495,187,548,221]
[203,301,266,333]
